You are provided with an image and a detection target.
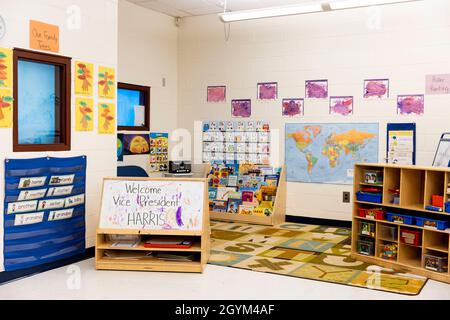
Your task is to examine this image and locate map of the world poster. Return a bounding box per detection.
[285,123,379,184]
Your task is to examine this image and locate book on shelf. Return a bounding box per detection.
[144,236,193,249]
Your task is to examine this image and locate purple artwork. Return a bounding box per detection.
[231,99,251,118]
[207,86,226,103]
[329,96,353,116]
[282,98,303,117]
[364,79,389,99]
[306,80,328,99]
[397,95,424,115]
[257,82,278,100]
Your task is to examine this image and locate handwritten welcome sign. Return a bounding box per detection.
[99,178,205,231]
[426,74,450,95]
[29,20,59,53]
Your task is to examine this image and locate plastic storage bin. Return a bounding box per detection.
[358,239,375,256]
[379,242,398,261]
[379,224,398,241]
[415,217,449,231]
[400,229,422,246]
[445,202,450,213]
[357,207,385,220]
[386,212,415,225]
[424,253,448,273]
[356,191,382,204]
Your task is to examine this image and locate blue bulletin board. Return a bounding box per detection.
[386,123,416,165]
[3,156,87,271]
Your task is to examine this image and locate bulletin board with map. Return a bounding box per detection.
[285,123,379,184]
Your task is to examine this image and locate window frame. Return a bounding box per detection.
[13,48,71,152]
[117,82,150,131]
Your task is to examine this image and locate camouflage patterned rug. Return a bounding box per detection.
[208,220,428,296]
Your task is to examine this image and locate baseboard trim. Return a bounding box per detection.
[285,215,352,228]
[0,247,95,285]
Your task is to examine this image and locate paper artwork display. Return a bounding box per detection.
[117,133,124,162]
[0,88,13,128]
[257,82,278,100]
[387,126,415,165]
[397,95,424,115]
[75,98,94,132]
[123,134,150,155]
[329,96,353,116]
[98,102,116,134]
[98,66,116,99]
[0,48,13,88]
[305,80,328,99]
[364,79,389,99]
[149,132,169,172]
[231,99,251,118]
[282,98,303,117]
[207,86,226,103]
[75,61,94,96]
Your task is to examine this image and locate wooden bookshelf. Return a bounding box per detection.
[352,163,450,284]
[209,166,286,226]
[95,177,210,273]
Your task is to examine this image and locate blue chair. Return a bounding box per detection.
[117,165,148,177]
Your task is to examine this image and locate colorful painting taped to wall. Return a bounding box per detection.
[0,48,13,88]
[123,134,150,155]
[207,86,226,103]
[0,88,13,128]
[74,61,94,97]
[98,66,116,99]
[257,82,278,100]
[397,94,424,115]
[364,79,389,99]
[305,80,328,99]
[98,102,116,134]
[231,99,251,118]
[329,96,353,116]
[75,97,94,132]
[117,133,124,162]
[282,98,303,117]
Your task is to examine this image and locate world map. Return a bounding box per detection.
[285,123,379,184]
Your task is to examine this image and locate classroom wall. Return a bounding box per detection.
[117,0,178,174]
[0,0,118,271]
[177,0,450,221]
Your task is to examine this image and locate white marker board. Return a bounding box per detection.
[99,178,206,231]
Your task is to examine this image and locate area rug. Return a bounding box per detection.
[208,220,428,296]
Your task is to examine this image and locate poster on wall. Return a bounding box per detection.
[231,99,251,118]
[74,61,94,97]
[98,102,116,134]
[98,66,116,99]
[305,80,328,99]
[426,74,450,95]
[99,178,205,231]
[75,97,94,132]
[207,86,226,103]
[149,132,169,172]
[257,82,278,100]
[387,123,416,165]
[0,47,13,88]
[123,134,150,155]
[285,123,379,184]
[282,98,303,117]
[3,156,86,271]
[329,96,353,116]
[397,94,424,115]
[364,79,389,99]
[117,134,124,162]
[29,20,59,53]
[0,88,13,128]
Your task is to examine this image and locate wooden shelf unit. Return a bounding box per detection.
[352,163,450,284]
[209,166,286,226]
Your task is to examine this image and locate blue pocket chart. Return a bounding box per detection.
[3,156,87,271]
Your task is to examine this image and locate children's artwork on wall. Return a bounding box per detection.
[329,96,353,116]
[397,95,424,115]
[98,66,116,99]
[0,88,13,128]
[364,79,389,99]
[0,48,13,88]
[117,134,124,162]
[305,80,328,99]
[231,99,251,118]
[285,123,379,184]
[75,97,93,132]
[257,82,278,100]
[282,98,303,117]
[74,61,93,96]
[149,132,169,172]
[207,86,226,103]
[123,134,150,155]
[98,102,116,134]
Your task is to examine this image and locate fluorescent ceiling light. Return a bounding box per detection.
[329,0,418,10]
[219,3,324,22]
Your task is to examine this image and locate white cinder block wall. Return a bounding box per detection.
[177,0,450,221]
[0,0,119,271]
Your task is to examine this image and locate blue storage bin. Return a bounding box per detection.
[386,212,415,225]
[445,202,450,213]
[356,191,382,204]
[416,217,449,231]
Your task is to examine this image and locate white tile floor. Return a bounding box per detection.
[0,258,449,300]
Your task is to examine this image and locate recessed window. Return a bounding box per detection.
[118,83,150,131]
[13,48,71,152]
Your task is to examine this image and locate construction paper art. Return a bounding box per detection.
[330,96,353,116]
[257,82,278,100]
[306,80,328,99]
[232,99,251,118]
[397,95,424,115]
[98,102,116,134]
[207,86,226,103]
[123,134,150,155]
[75,61,93,96]
[0,48,13,88]
[364,79,389,99]
[98,66,116,99]
[75,97,93,131]
[0,88,13,128]
[282,98,303,117]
